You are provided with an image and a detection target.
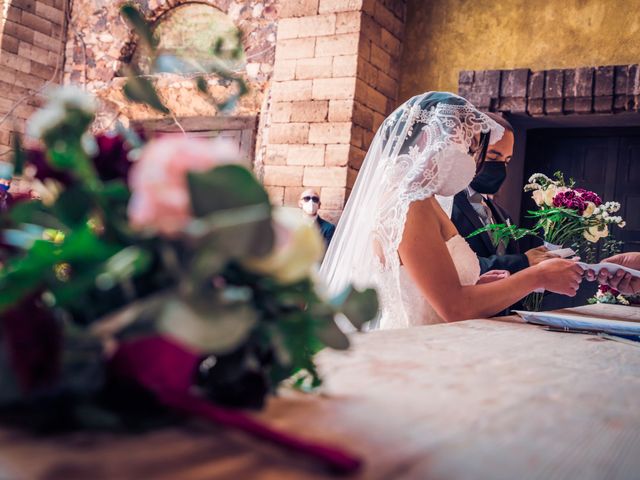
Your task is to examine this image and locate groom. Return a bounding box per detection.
[452,113,552,275]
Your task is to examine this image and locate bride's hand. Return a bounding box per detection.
[477,270,510,284]
[535,258,584,297]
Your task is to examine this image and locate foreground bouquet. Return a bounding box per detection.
[0,88,375,471]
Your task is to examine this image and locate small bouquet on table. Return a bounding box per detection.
[0,88,376,473]
[469,172,626,311]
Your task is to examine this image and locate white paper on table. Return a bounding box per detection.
[515,307,640,336]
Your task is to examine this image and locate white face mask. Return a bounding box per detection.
[432,144,477,197]
[302,200,319,215]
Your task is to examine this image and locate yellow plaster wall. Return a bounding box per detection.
[399,0,640,100]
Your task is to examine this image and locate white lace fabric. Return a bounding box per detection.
[386,235,481,328]
[319,92,504,329]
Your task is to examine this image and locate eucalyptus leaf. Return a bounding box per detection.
[12,132,24,176]
[123,76,169,114]
[316,318,350,350]
[187,165,273,257]
[159,298,257,354]
[120,4,157,50]
[337,287,379,330]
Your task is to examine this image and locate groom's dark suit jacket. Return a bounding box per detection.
[452,191,529,275]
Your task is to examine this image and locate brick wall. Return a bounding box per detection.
[0,0,68,162]
[459,65,640,115]
[260,0,406,222]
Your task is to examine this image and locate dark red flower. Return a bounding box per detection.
[25,132,133,186]
[575,188,602,206]
[26,148,74,187]
[1,292,62,393]
[553,190,587,214]
[599,284,620,296]
[93,132,133,182]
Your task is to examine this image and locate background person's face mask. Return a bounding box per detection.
[301,196,320,215]
[470,161,507,194]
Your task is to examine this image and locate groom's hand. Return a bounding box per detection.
[525,246,555,266]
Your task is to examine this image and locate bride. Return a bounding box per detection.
[320,92,583,328]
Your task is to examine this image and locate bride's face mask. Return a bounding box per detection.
[433,144,478,197]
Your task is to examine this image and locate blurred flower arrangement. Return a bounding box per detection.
[0,4,374,473]
[587,284,639,306]
[469,171,625,311]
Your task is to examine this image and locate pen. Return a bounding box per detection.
[542,326,640,347]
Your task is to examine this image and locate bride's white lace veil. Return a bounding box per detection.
[319,92,505,329]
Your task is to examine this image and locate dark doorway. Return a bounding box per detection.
[521,127,640,308]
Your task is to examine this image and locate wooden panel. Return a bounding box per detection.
[132,116,258,166]
[1,309,639,479]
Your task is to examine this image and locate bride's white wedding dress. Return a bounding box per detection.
[320,92,504,329]
[393,235,481,328]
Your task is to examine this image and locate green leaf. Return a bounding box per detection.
[158,298,257,354]
[53,186,92,226]
[187,165,273,257]
[336,287,379,330]
[12,132,24,176]
[123,75,169,114]
[120,4,157,50]
[195,76,209,94]
[9,200,67,231]
[316,318,350,350]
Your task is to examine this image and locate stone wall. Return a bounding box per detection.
[0,0,68,163]
[400,0,640,97]
[458,65,640,116]
[260,0,406,222]
[63,0,278,130]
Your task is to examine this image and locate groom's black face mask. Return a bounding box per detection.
[470,161,507,194]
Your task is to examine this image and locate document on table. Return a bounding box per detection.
[577,262,640,278]
[515,304,640,336]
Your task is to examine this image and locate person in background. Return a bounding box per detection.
[451,112,554,276]
[298,189,335,248]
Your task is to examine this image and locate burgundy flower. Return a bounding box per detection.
[575,188,602,206]
[25,132,133,186]
[1,292,62,393]
[93,132,133,182]
[553,190,587,214]
[599,284,620,296]
[26,148,74,187]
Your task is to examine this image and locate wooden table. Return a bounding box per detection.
[2,305,640,480]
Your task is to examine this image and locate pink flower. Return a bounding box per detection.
[128,136,239,236]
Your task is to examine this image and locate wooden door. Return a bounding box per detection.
[522,127,640,308]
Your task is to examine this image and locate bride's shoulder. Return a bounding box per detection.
[405,197,450,237]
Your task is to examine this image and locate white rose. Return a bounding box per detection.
[531,189,545,206]
[242,207,324,284]
[583,225,608,243]
[543,185,557,206]
[582,201,596,218]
